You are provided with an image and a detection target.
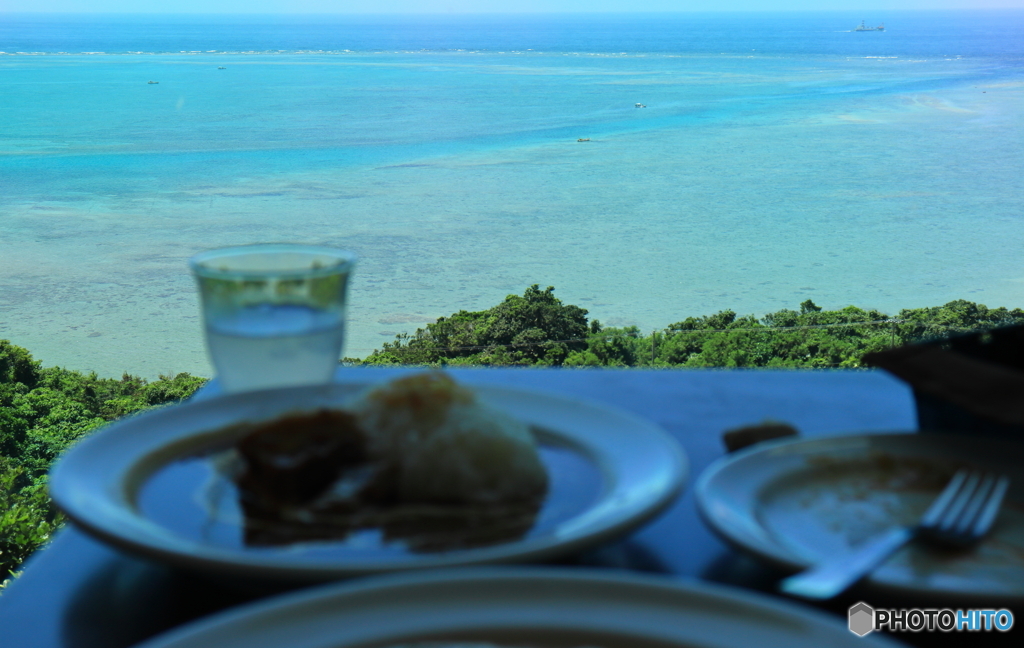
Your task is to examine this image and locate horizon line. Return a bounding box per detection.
[2,8,1018,15]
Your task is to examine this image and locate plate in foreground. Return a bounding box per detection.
[133,568,904,648]
[50,380,687,585]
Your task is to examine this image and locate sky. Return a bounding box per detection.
[2,1,1022,14]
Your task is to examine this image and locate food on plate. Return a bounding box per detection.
[234,409,367,507]
[228,372,549,551]
[349,371,549,505]
[722,420,798,453]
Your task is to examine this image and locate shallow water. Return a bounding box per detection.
[1,12,1023,378]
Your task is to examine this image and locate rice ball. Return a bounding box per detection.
[348,372,549,505]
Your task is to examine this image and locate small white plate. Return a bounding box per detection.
[50,381,686,585]
[133,568,903,648]
[696,433,1024,604]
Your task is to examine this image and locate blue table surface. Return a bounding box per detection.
[1,367,945,647]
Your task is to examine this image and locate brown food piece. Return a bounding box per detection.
[722,421,798,453]
[235,410,367,508]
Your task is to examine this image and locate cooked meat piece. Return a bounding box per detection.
[235,410,367,507]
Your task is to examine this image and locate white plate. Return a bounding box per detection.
[133,568,902,648]
[50,381,686,585]
[696,433,1024,604]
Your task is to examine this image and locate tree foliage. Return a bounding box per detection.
[0,457,62,582]
[0,340,206,583]
[364,285,590,366]
[358,290,1024,371]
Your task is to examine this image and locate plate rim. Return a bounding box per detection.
[131,566,904,648]
[50,379,688,583]
[695,431,1024,603]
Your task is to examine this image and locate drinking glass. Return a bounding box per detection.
[190,244,356,393]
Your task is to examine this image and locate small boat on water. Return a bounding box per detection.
[147,80,159,84]
[635,103,647,108]
[854,21,885,32]
[218,66,226,69]
[577,138,590,142]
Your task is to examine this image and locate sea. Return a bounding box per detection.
[1,11,1023,379]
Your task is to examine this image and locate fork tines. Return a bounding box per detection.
[920,469,1011,548]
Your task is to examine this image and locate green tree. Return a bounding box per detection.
[360,294,1024,370]
[366,285,590,366]
[566,326,643,367]
[0,341,208,581]
[1,457,64,582]
[895,300,1024,344]
[0,340,41,388]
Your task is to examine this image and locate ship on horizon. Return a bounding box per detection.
[854,21,885,32]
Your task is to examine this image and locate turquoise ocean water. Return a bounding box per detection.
[1,11,1023,378]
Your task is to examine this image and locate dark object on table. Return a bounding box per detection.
[865,324,1024,439]
[722,420,799,453]
[235,409,368,507]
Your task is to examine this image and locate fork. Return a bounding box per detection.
[780,468,1010,600]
